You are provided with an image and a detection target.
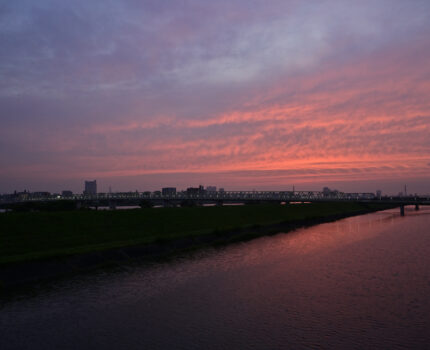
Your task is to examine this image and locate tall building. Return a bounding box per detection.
[84,180,97,195]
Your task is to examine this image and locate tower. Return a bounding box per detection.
[84,180,97,195]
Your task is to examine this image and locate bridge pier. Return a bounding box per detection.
[415,204,420,211]
[400,205,405,216]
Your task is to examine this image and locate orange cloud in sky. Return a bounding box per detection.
[70,64,429,182]
[1,1,430,193]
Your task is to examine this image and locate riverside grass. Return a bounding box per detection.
[0,202,391,266]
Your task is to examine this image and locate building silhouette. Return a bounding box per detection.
[186,185,205,195]
[84,180,97,195]
[162,187,176,196]
[62,190,73,198]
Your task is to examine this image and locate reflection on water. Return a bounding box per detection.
[1,206,430,349]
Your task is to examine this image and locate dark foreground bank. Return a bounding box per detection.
[0,202,394,289]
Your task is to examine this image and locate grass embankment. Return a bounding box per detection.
[0,202,391,266]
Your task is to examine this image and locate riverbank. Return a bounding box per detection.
[0,202,394,289]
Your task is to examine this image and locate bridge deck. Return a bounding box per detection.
[2,190,429,206]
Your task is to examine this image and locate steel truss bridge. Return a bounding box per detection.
[2,190,429,207]
[78,190,379,202]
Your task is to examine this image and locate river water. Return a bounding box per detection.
[1,206,430,349]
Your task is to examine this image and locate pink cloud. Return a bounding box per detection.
[1,1,430,193]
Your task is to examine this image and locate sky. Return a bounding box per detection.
[1,0,430,195]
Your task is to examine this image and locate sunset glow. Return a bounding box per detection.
[1,1,429,193]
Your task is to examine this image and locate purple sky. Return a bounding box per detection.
[1,0,430,194]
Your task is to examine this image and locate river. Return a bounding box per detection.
[1,206,430,349]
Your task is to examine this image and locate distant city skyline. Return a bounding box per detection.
[1,178,429,197]
[1,1,429,194]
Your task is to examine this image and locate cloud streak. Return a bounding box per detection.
[1,0,430,193]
